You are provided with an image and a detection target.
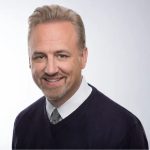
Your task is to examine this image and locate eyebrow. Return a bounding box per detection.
[31,49,71,55]
[32,51,45,55]
[55,50,70,54]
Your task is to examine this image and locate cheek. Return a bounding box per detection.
[59,59,80,73]
[31,63,44,77]
[63,60,82,77]
[59,64,72,75]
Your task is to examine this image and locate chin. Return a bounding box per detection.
[44,88,67,101]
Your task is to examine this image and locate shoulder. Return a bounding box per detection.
[88,84,141,128]
[14,96,46,127]
[86,85,148,148]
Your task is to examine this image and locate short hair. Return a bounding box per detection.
[28,4,86,50]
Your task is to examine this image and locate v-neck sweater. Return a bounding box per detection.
[12,85,148,149]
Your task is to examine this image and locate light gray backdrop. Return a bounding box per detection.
[0,0,149,149]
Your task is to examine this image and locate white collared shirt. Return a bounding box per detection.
[46,77,92,120]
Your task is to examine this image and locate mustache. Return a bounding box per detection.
[42,72,64,79]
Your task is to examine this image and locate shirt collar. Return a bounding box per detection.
[46,76,92,120]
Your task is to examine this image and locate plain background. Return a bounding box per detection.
[0,0,149,149]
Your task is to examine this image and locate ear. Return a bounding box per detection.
[28,47,31,68]
[80,48,88,69]
[29,57,31,68]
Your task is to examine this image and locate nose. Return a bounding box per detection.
[44,57,58,75]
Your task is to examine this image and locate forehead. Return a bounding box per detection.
[30,21,77,41]
[29,21,79,53]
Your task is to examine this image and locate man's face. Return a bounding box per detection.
[29,21,87,106]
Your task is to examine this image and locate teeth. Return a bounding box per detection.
[46,78,60,82]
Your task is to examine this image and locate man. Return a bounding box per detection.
[12,4,148,149]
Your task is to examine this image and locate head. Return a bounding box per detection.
[28,4,86,50]
[28,4,88,107]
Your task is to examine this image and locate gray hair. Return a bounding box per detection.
[28,4,86,50]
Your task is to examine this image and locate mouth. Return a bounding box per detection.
[42,76,64,87]
[44,78,62,82]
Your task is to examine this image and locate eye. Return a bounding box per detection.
[57,54,69,60]
[33,55,44,59]
[32,53,46,62]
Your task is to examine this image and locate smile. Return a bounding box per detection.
[45,78,61,82]
[42,76,64,87]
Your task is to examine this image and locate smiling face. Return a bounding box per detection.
[28,21,87,107]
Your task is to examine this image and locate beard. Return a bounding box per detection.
[33,72,68,100]
[33,72,82,106]
[42,83,68,101]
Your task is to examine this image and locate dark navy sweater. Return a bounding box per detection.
[12,85,148,149]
